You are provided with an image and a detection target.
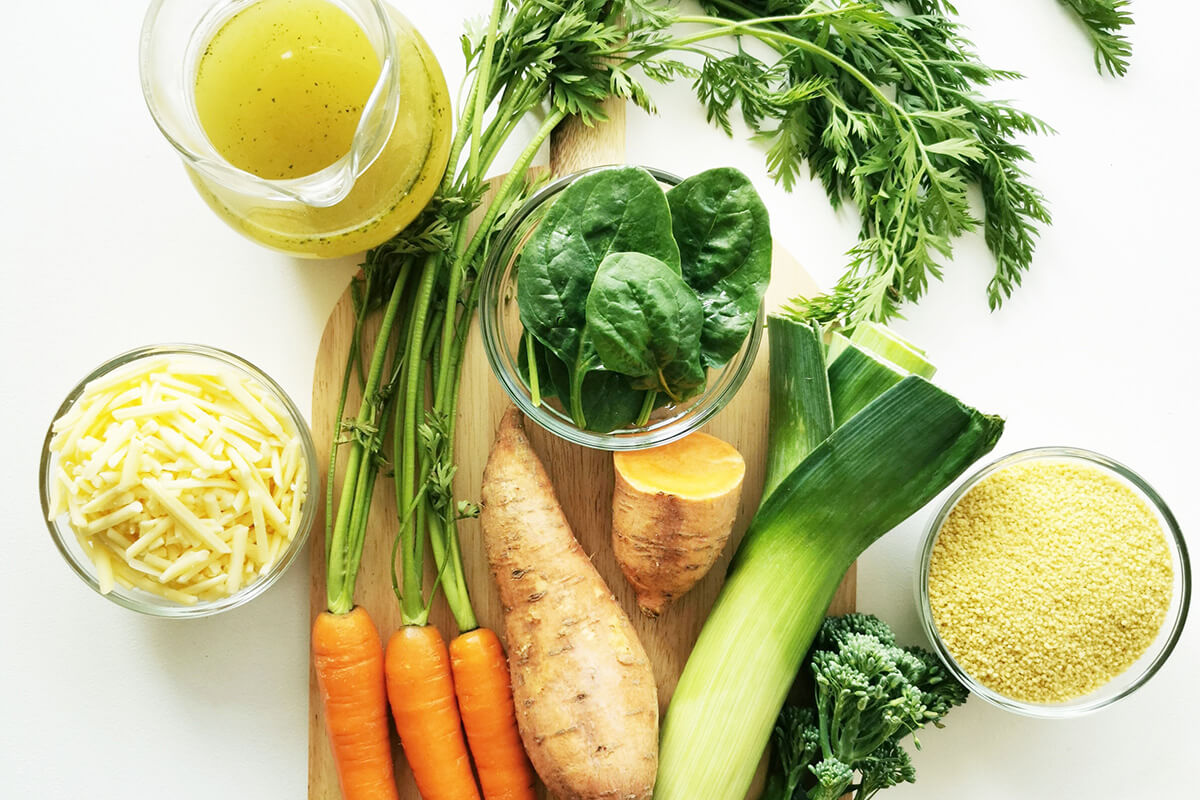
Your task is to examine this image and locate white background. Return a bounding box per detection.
[1,1,1195,798]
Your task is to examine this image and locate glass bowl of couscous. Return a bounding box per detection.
[38,344,317,617]
[917,447,1190,717]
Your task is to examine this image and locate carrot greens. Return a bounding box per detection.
[689,0,1052,324]
[1057,0,1134,76]
[325,0,1051,616]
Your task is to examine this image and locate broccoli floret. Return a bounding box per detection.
[903,646,969,727]
[856,740,916,800]
[762,706,822,800]
[807,757,855,800]
[815,612,897,651]
[812,633,928,763]
[765,613,968,800]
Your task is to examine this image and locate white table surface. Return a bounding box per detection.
[2,1,1195,797]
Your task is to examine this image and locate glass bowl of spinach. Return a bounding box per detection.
[480,165,770,450]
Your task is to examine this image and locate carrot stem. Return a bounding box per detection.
[420,108,565,628]
[396,254,440,626]
[326,261,412,615]
[326,270,372,566]
[427,512,476,631]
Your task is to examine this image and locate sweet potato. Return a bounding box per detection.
[480,409,658,800]
[612,432,745,617]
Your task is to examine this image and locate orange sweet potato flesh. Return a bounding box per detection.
[480,409,658,800]
[612,432,746,617]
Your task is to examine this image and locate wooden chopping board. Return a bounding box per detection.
[307,101,856,799]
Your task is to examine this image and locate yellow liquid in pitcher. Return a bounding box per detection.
[195,0,381,179]
[186,0,452,257]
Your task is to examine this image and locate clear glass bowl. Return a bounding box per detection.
[916,446,1190,717]
[479,165,765,451]
[38,343,318,618]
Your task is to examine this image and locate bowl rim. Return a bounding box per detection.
[915,445,1191,718]
[38,342,319,618]
[478,164,765,451]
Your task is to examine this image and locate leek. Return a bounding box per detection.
[763,317,832,500]
[654,315,1003,800]
[850,321,936,379]
[826,337,906,425]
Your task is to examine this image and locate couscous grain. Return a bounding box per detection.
[927,459,1173,703]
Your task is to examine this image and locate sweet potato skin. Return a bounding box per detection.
[611,435,745,616]
[480,409,658,800]
[611,471,741,617]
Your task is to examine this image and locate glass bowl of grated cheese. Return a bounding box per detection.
[917,447,1190,717]
[39,344,318,617]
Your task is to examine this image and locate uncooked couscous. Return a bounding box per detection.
[927,459,1173,703]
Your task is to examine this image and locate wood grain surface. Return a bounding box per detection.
[308,107,855,799]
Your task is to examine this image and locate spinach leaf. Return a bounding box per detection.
[667,167,772,368]
[585,252,705,402]
[517,166,680,372]
[518,332,648,432]
[578,369,649,433]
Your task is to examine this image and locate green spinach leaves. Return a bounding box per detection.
[668,168,772,368]
[516,165,771,432]
[587,252,706,401]
[517,166,678,371]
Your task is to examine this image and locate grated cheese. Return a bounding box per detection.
[48,356,308,605]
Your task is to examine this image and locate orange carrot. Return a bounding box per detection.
[385,625,481,800]
[450,628,536,800]
[312,608,399,800]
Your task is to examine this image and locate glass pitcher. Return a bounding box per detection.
[140,0,451,258]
